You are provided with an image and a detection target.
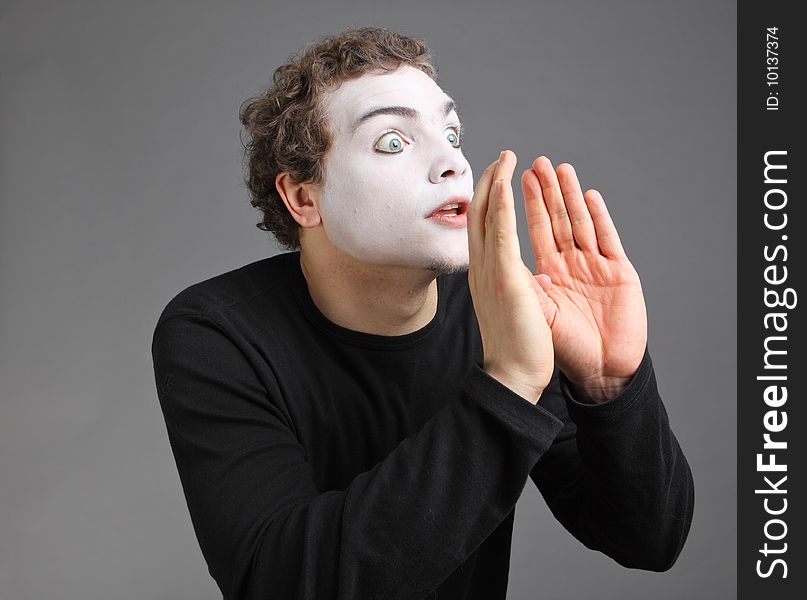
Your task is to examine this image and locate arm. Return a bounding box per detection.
[515,156,694,566]
[152,312,565,600]
[530,346,695,571]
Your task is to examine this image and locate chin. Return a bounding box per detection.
[338,232,469,274]
[421,247,469,275]
[424,258,468,275]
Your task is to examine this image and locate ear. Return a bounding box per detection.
[275,172,322,228]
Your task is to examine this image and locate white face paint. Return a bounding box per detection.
[316,65,474,273]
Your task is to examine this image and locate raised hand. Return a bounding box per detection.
[521,157,648,403]
[466,151,555,405]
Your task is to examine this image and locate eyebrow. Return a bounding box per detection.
[353,98,458,129]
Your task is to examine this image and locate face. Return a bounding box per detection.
[315,66,474,273]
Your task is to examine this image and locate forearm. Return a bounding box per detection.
[532,348,695,570]
[247,365,565,599]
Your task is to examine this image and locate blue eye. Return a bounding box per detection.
[445,126,462,148]
[374,130,408,153]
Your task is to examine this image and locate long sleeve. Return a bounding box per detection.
[152,312,565,600]
[529,347,694,571]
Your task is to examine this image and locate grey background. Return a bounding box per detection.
[0,1,736,598]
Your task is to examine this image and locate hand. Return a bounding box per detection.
[467,151,555,405]
[521,157,648,403]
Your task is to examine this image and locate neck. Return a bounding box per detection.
[298,237,438,337]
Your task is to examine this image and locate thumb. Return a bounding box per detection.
[527,270,558,325]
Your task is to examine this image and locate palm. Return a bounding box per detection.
[521,157,647,387]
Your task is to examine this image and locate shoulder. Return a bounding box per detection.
[154,251,298,330]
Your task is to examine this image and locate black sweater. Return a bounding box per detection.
[151,251,694,600]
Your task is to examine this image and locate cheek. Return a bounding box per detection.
[327,166,383,217]
[323,158,419,222]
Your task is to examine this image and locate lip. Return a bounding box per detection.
[426,196,470,228]
[427,211,468,228]
[425,195,470,219]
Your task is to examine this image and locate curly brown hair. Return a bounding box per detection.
[239,27,439,250]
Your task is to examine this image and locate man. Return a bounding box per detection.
[152,26,694,600]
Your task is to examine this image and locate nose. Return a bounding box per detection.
[428,148,470,184]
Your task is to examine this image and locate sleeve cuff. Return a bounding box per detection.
[558,346,655,425]
[464,364,565,449]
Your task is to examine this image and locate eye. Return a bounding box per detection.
[374,130,408,153]
[445,126,462,148]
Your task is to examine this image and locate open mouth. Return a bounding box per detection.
[426,198,469,228]
[427,198,469,218]
[432,204,465,216]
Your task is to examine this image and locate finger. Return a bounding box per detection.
[467,160,498,269]
[584,188,626,258]
[534,272,552,292]
[522,167,558,263]
[525,267,558,326]
[556,163,598,252]
[531,156,575,251]
[486,151,521,276]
